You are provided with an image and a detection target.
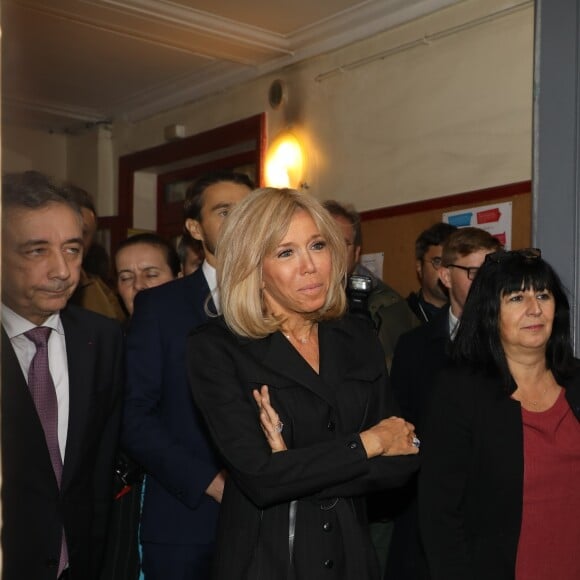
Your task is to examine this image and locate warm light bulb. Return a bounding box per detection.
[265,132,306,189]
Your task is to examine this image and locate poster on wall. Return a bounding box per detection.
[443,201,512,249]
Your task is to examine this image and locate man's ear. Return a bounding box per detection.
[185,218,203,242]
[439,267,452,290]
[415,259,423,281]
[354,245,361,265]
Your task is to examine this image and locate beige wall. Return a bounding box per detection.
[1,125,117,215]
[3,0,534,224]
[2,125,67,179]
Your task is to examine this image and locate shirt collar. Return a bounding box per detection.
[201,260,220,312]
[202,260,217,289]
[1,303,63,339]
[448,307,460,339]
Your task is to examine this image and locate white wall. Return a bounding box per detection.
[113,0,533,228]
[2,125,67,179]
[67,126,117,215]
[4,0,534,224]
[2,124,116,216]
[132,171,157,231]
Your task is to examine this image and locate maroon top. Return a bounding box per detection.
[516,389,580,580]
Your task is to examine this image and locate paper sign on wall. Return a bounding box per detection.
[443,201,512,249]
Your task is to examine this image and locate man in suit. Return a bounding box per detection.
[1,171,124,580]
[385,226,501,580]
[406,222,457,324]
[122,170,253,579]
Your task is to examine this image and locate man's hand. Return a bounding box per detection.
[205,470,227,503]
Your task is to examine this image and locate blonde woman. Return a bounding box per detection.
[187,188,419,580]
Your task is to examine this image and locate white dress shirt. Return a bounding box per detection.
[448,307,460,340]
[202,260,220,314]
[2,304,70,459]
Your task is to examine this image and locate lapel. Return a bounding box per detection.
[428,306,452,342]
[59,306,96,489]
[238,318,381,409]
[1,327,60,486]
[238,323,335,407]
[186,267,216,318]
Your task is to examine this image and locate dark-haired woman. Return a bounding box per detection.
[418,249,580,580]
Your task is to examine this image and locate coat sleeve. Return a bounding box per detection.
[187,324,417,508]
[417,369,476,580]
[90,321,124,575]
[320,345,419,498]
[122,288,220,510]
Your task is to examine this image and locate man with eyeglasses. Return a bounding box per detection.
[407,223,457,324]
[385,226,502,580]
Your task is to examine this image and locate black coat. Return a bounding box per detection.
[390,306,451,431]
[385,308,452,580]
[1,304,123,580]
[187,315,419,580]
[418,362,580,580]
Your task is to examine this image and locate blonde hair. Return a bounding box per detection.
[217,188,347,338]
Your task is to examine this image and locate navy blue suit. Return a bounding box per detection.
[122,269,221,578]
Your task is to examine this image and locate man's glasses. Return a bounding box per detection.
[485,248,542,264]
[423,257,442,270]
[447,264,480,281]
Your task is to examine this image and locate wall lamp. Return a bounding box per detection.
[265,130,308,190]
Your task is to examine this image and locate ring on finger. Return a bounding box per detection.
[274,420,284,434]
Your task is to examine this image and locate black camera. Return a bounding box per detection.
[346,274,372,318]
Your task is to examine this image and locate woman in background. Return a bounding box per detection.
[101,232,180,580]
[115,232,180,316]
[418,249,580,580]
[187,188,419,580]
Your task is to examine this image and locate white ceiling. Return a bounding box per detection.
[2,0,462,133]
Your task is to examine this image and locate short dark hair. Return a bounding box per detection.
[115,233,180,277]
[322,200,362,247]
[415,222,458,260]
[452,251,575,391]
[442,227,502,266]
[2,171,80,215]
[61,183,97,216]
[183,170,254,223]
[176,234,204,265]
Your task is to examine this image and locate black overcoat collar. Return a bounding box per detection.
[231,317,382,410]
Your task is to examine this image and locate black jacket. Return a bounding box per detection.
[418,362,580,580]
[1,304,123,580]
[390,306,451,431]
[187,315,419,580]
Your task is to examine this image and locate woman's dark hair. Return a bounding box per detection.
[115,233,180,277]
[452,250,574,391]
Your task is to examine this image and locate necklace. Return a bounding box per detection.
[522,387,548,407]
[283,324,316,345]
[284,333,309,344]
